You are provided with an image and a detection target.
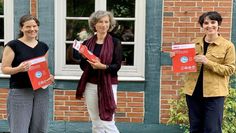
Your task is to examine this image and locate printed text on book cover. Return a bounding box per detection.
[172,44,197,73]
[27,56,52,90]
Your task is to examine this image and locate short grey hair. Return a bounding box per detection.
[88,10,116,32]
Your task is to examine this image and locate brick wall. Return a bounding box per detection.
[160,0,233,123]
[0,89,8,120]
[54,90,144,123]
[31,0,37,16]
[0,89,145,123]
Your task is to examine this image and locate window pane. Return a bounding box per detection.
[66,43,80,65]
[111,20,134,42]
[122,44,134,66]
[0,18,4,39]
[66,20,92,41]
[107,0,135,17]
[0,42,4,63]
[67,0,94,17]
[0,0,3,15]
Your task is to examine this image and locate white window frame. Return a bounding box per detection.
[0,0,14,77]
[55,0,145,81]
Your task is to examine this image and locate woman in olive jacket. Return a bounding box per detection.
[171,11,235,133]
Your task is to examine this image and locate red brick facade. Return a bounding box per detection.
[0,89,145,123]
[54,90,144,123]
[31,0,37,16]
[0,89,7,120]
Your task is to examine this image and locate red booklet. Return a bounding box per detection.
[73,39,98,62]
[172,44,197,73]
[26,56,52,90]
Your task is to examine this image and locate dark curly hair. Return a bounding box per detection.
[198,11,222,27]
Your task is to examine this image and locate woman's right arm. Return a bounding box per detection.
[1,46,26,75]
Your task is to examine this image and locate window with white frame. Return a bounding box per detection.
[0,0,14,76]
[55,0,145,80]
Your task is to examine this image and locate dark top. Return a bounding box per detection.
[73,37,122,84]
[192,39,209,98]
[6,39,49,89]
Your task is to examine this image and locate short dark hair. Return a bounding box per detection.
[18,14,40,38]
[198,11,222,27]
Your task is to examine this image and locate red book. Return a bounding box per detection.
[26,56,52,90]
[172,44,197,73]
[73,39,98,62]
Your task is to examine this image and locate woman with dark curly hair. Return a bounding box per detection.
[170,11,235,133]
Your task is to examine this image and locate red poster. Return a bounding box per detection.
[73,40,98,62]
[172,44,197,73]
[26,56,52,90]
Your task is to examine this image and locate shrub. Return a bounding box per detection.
[168,77,236,133]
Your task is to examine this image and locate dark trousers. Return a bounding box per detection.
[186,95,224,133]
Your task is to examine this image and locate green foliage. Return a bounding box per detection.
[107,0,135,17]
[222,88,236,133]
[168,76,236,133]
[167,89,189,133]
[0,0,3,15]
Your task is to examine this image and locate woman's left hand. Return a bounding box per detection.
[46,74,55,85]
[87,58,106,69]
[41,74,55,89]
[194,55,208,64]
[49,74,55,84]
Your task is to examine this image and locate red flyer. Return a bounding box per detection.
[73,39,98,62]
[26,56,52,90]
[172,44,197,73]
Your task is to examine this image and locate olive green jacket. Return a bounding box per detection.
[183,36,235,97]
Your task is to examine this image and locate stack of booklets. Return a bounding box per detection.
[26,56,52,90]
[172,44,197,73]
[73,39,98,62]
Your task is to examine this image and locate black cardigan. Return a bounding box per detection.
[73,37,123,84]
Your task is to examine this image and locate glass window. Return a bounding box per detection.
[0,0,3,15]
[107,0,136,66]
[0,0,14,75]
[64,0,95,66]
[66,0,94,17]
[0,18,4,39]
[0,0,4,64]
[0,42,3,63]
[66,20,92,41]
[112,20,135,42]
[121,44,134,66]
[55,0,145,80]
[107,0,135,18]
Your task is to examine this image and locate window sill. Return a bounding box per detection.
[54,75,145,81]
[0,74,10,78]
